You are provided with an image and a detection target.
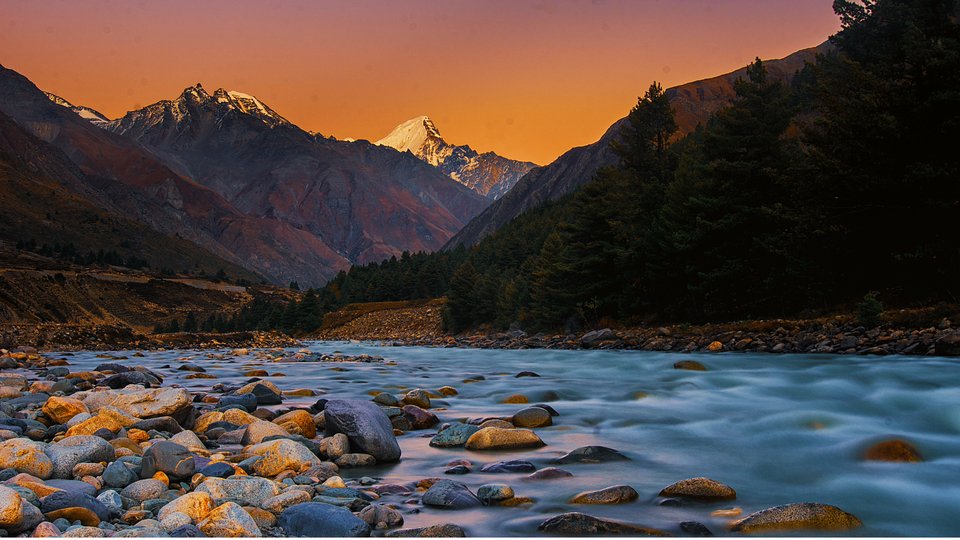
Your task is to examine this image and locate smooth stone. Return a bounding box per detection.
[131,417,183,434]
[120,479,166,503]
[464,427,545,450]
[372,393,399,407]
[158,491,214,522]
[43,506,100,527]
[324,400,401,463]
[245,439,322,477]
[323,433,350,460]
[730,503,862,533]
[552,446,629,464]
[60,525,106,537]
[526,467,573,480]
[863,439,923,462]
[401,406,439,430]
[167,524,204,537]
[358,504,404,529]
[278,502,371,537]
[385,524,466,537]
[680,521,714,536]
[45,436,115,479]
[40,491,110,521]
[103,461,139,489]
[570,485,639,504]
[401,389,431,409]
[335,453,376,468]
[0,439,54,479]
[198,462,234,479]
[96,490,123,514]
[42,398,89,425]
[421,480,482,509]
[511,407,552,428]
[159,511,193,532]
[168,431,207,455]
[476,483,514,504]
[429,424,479,448]
[0,485,24,529]
[538,512,670,536]
[196,477,280,507]
[44,480,96,497]
[272,410,317,439]
[659,477,736,500]
[674,360,708,371]
[241,421,288,445]
[107,387,193,420]
[142,441,195,480]
[197,501,261,537]
[260,490,310,514]
[480,460,536,473]
[444,465,470,475]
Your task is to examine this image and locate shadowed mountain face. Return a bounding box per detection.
[107,85,488,269]
[445,44,828,249]
[376,115,537,199]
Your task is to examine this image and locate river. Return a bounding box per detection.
[56,342,960,536]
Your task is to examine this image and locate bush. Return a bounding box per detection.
[857,292,884,328]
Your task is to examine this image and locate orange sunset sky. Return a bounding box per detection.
[1,0,840,165]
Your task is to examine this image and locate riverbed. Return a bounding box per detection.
[54,342,960,536]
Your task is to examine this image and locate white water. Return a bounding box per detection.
[57,342,960,536]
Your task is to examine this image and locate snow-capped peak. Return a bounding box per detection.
[210,88,290,127]
[44,91,110,126]
[376,115,445,158]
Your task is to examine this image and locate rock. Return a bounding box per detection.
[401,405,439,430]
[198,462,234,479]
[324,400,401,463]
[934,334,960,356]
[107,387,193,421]
[358,504,403,530]
[60,525,106,537]
[142,441,196,480]
[159,511,193,532]
[553,446,629,464]
[218,394,258,413]
[429,424,479,448]
[659,477,735,500]
[65,415,123,438]
[515,371,540,378]
[730,503,862,533]
[0,439,53,479]
[511,407,552,428]
[167,524,204,537]
[385,524,466,537]
[132,416,183,434]
[103,461,139,488]
[40,490,110,521]
[43,506,100,527]
[322,433,350,460]
[197,501,261,537]
[260,490,310,514]
[538,512,670,536]
[196,477,280,506]
[707,341,724,352]
[500,394,529,404]
[401,390,431,409]
[45,479,96,497]
[480,460,536,473]
[674,360,707,371]
[444,465,470,475]
[863,439,923,462]
[120,479,167,503]
[169,431,207,455]
[464,427,545,450]
[526,467,572,480]
[45,436,115,479]
[96,490,123,514]
[421,480,482,509]
[244,439,321,477]
[372,393,399,407]
[272,410,316,439]
[101,371,160,390]
[437,386,458,397]
[42,397,89,425]
[158,491,215,522]
[32,521,62,537]
[244,506,276,530]
[570,485,639,504]
[0,485,24,530]
[72,462,105,478]
[581,329,616,344]
[335,453,376,468]
[278,502,371,537]
[679,521,714,536]
[241,421,289,445]
[476,483,514,504]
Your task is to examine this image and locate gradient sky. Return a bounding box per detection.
[1,0,839,164]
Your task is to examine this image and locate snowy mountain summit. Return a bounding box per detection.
[44,91,110,126]
[376,115,536,199]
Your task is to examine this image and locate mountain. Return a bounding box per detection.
[376,115,536,199]
[107,85,488,278]
[43,92,110,126]
[446,44,829,248]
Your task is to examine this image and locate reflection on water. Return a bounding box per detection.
[54,342,960,536]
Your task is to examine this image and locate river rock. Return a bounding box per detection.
[245,439,321,476]
[477,483,514,504]
[199,461,235,478]
[0,485,24,530]
[730,503,862,533]
[335,453,376,468]
[324,400,401,463]
[464,427,545,450]
[402,405,439,430]
[43,506,100,527]
[863,439,923,462]
[385,523,466,537]
[45,436,115,479]
[42,397,89,425]
[260,490,310,514]
[526,467,573,480]
[538,512,670,536]
[107,387,193,421]
[102,461,138,488]
[45,479,96,497]
[158,491,214,522]
[197,501,261,537]
[553,445,629,464]
[197,477,280,506]
[570,485,639,504]
[679,521,714,536]
[511,407,552,428]
[358,503,403,529]
[241,420,289,445]
[273,410,316,439]
[0,438,53,479]
[141,441,195,480]
[159,511,193,532]
[421,480,482,509]
[659,477,736,500]
[40,490,110,521]
[429,424,479,448]
[401,389,431,409]
[674,360,707,371]
[373,393,400,407]
[278,502,371,537]
[167,523,204,537]
[60,526,105,537]
[480,460,536,473]
[219,393,258,413]
[120,479,167,503]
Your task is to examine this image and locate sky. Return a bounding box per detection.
[1,0,840,165]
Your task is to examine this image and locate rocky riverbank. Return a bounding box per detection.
[1,324,299,352]
[0,346,878,537]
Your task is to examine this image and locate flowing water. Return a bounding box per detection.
[55,342,960,536]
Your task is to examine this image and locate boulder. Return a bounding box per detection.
[39,490,111,521]
[278,502,371,537]
[44,436,115,479]
[401,389,431,409]
[197,501,261,537]
[552,446,629,464]
[141,441,195,480]
[358,504,403,529]
[730,503,862,533]
[569,485,639,504]
[421,480,482,509]
[429,424,480,448]
[464,427,545,450]
[120,479,167,503]
[107,387,193,421]
[385,524,466,537]
[659,477,736,500]
[158,491,214,523]
[0,438,53,479]
[260,490,310,514]
[538,512,670,536]
[244,439,322,477]
[477,483,514,504]
[324,400,401,463]
[863,439,923,462]
[42,397,89,425]
[480,460,536,473]
[511,407,552,428]
[401,405,439,430]
[241,421,289,445]
[196,477,280,506]
[0,485,24,530]
[272,410,316,439]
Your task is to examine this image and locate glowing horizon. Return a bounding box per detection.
[1,0,839,164]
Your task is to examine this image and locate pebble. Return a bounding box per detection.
[197,501,261,537]
[480,460,536,473]
[421,480,483,509]
[659,477,736,500]
[538,512,670,536]
[730,503,862,533]
[525,467,572,480]
[569,485,639,504]
[463,427,545,450]
[864,439,923,462]
[385,523,466,537]
[552,445,629,464]
[511,407,552,428]
[476,483,514,504]
[429,424,479,448]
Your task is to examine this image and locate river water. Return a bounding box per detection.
[56,342,960,536]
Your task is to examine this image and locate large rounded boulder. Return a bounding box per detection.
[323,400,401,463]
[279,502,371,537]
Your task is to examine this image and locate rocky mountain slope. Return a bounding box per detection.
[446,44,828,248]
[376,115,536,199]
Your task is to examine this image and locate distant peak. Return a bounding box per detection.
[376,115,445,155]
